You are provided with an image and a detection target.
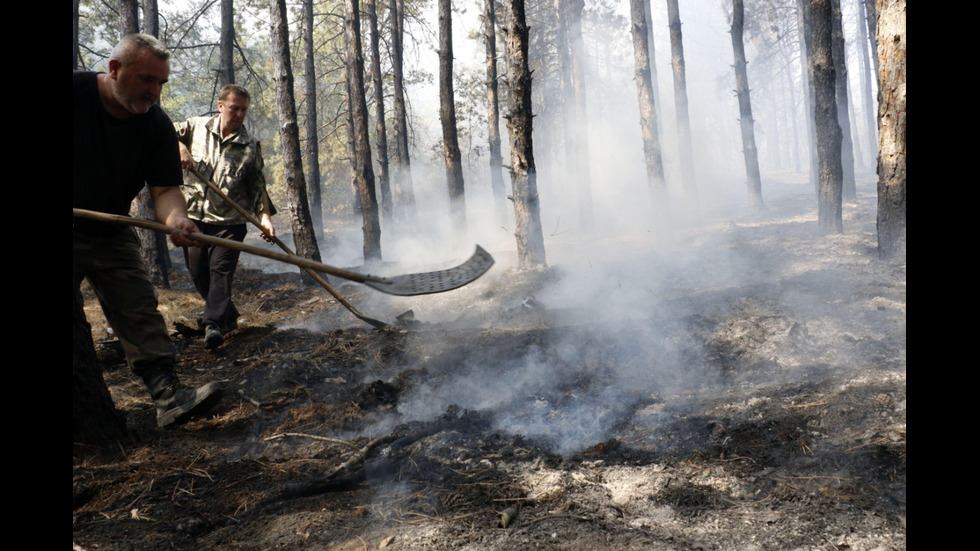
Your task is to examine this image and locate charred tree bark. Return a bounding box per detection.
[808,0,844,234]
[220,0,235,86]
[302,0,323,240]
[567,0,594,232]
[665,0,698,202]
[502,0,546,268]
[367,0,393,229]
[875,0,905,257]
[439,0,467,236]
[74,273,127,445]
[485,0,508,226]
[270,0,323,278]
[344,0,382,261]
[830,0,855,199]
[730,0,763,211]
[855,0,877,170]
[388,0,417,223]
[629,0,668,203]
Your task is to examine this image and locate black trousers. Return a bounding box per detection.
[184,222,248,331]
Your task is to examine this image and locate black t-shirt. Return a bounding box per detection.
[73,71,182,235]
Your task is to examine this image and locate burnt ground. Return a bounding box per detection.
[73,182,905,551]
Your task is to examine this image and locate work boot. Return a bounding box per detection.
[142,366,223,427]
[204,323,224,349]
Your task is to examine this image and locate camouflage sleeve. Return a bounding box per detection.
[173,118,193,145]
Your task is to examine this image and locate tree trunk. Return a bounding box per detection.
[143,0,158,38]
[367,0,393,229]
[502,0,546,268]
[439,0,466,236]
[344,0,383,261]
[875,0,905,256]
[855,0,877,170]
[808,0,844,234]
[74,0,80,69]
[863,0,879,83]
[388,0,417,223]
[628,0,668,204]
[302,0,323,240]
[730,0,763,211]
[567,0,594,232]
[119,0,138,35]
[74,273,127,445]
[270,0,323,278]
[797,0,818,191]
[485,0,508,226]
[665,0,698,202]
[830,0,855,199]
[220,0,235,86]
[643,0,663,138]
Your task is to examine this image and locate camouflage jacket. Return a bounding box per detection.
[175,115,274,225]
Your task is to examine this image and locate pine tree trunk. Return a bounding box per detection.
[502,0,546,268]
[642,0,663,138]
[344,0,382,261]
[302,0,323,240]
[875,0,905,256]
[220,0,235,86]
[830,0,855,199]
[665,0,698,202]
[863,0,879,82]
[388,0,416,223]
[797,0,818,191]
[367,0,393,229]
[567,0,594,232]
[628,0,668,202]
[270,0,323,278]
[855,0,877,170]
[143,0,158,37]
[439,0,466,236]
[119,0,138,35]
[730,0,763,211]
[485,0,507,226]
[808,0,844,234]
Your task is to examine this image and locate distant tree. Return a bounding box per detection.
[439,0,467,235]
[797,0,819,190]
[366,0,393,228]
[344,0,382,261]
[808,0,843,233]
[302,0,323,240]
[270,0,324,277]
[875,0,905,256]
[388,0,417,223]
[567,0,594,232]
[484,0,508,226]
[855,0,877,168]
[730,0,764,211]
[503,0,546,268]
[665,0,698,202]
[628,0,668,206]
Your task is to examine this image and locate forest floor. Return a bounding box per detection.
[73,177,906,551]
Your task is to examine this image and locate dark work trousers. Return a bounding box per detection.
[184,221,248,331]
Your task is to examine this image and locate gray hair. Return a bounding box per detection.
[110,33,171,64]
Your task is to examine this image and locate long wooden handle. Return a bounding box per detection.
[73,208,386,285]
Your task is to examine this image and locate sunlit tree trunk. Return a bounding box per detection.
[302,0,323,240]
[220,0,235,86]
[503,0,546,268]
[367,0,392,229]
[875,0,905,256]
[665,0,698,202]
[439,0,466,236]
[730,0,763,211]
[388,0,416,223]
[629,0,668,207]
[485,0,507,226]
[808,0,843,234]
[270,0,323,278]
[344,0,382,261]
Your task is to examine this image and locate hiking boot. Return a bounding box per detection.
[204,323,224,349]
[143,367,223,427]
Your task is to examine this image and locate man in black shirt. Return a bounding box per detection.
[74,34,221,428]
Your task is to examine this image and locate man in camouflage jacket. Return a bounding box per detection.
[176,84,275,349]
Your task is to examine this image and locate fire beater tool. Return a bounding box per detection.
[73,208,495,298]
